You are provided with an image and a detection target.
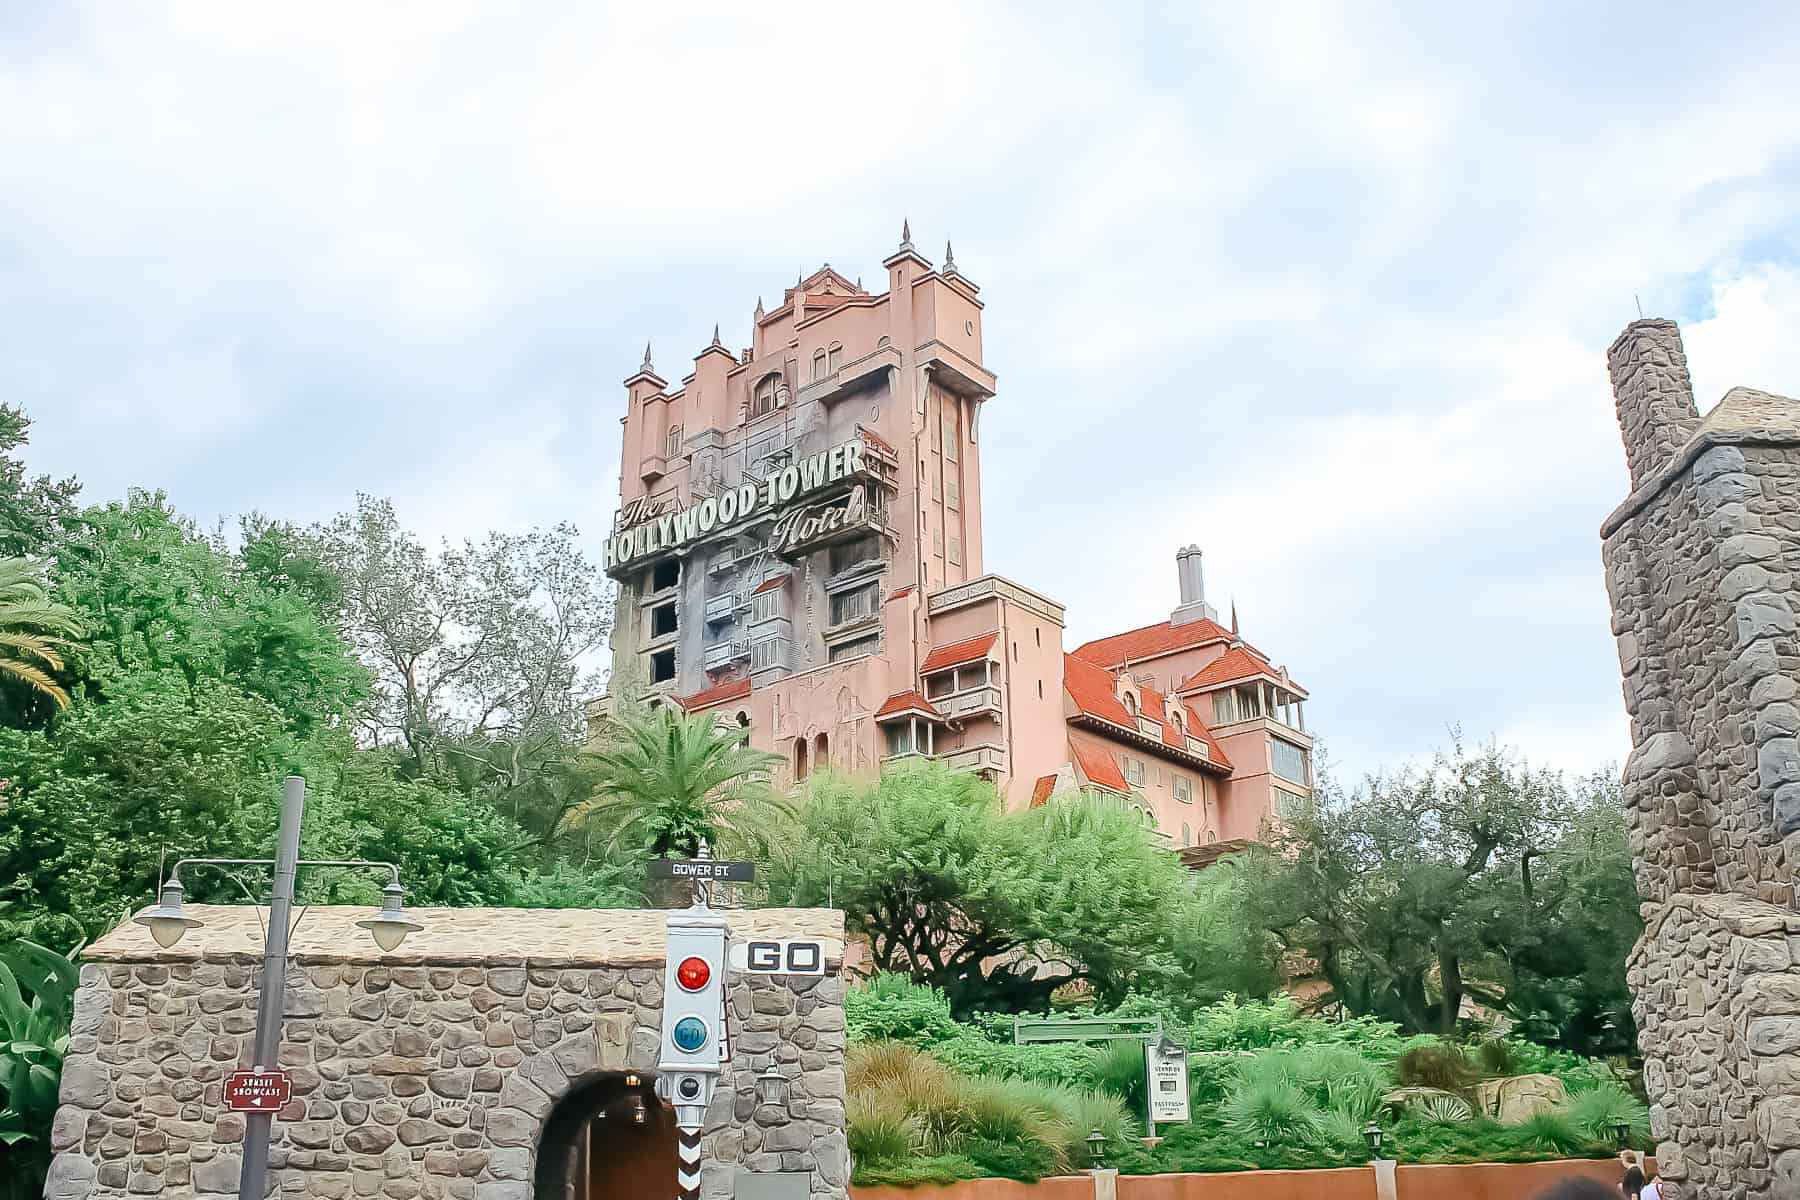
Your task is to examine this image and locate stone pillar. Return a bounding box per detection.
[1600,318,1800,1199]
[1608,318,1700,491]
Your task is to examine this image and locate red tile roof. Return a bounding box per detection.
[679,677,752,711]
[921,632,998,675]
[1072,742,1129,792]
[861,428,897,456]
[887,585,914,600]
[1062,654,1233,772]
[752,575,787,595]
[1030,774,1059,807]
[1178,645,1296,693]
[1072,617,1237,668]
[875,690,941,720]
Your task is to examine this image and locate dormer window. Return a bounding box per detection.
[1123,693,1138,718]
[751,374,779,418]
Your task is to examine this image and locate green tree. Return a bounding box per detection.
[0,558,81,715]
[0,404,79,558]
[767,762,1194,1015]
[1251,740,1639,1044]
[311,495,612,787]
[558,702,785,859]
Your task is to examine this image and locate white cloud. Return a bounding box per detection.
[5,3,1799,781]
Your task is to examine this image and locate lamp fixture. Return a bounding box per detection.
[756,1066,788,1107]
[1086,1128,1107,1168]
[355,881,423,952]
[1362,1122,1385,1156]
[134,878,204,949]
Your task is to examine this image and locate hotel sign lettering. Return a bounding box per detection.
[770,484,873,558]
[604,439,866,571]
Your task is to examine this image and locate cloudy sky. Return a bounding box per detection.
[6,3,1798,782]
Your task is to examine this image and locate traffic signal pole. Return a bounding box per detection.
[661,895,730,1200]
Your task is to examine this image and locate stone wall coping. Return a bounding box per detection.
[1601,387,1800,537]
[83,904,846,966]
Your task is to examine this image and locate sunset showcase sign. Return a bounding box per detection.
[604,439,868,572]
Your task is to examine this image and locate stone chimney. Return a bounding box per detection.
[1170,545,1218,626]
[1608,318,1700,490]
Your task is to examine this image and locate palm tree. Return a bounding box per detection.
[559,702,788,862]
[0,558,80,710]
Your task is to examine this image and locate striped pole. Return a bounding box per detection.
[676,1125,704,1200]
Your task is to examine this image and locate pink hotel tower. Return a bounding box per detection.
[602,227,1314,851]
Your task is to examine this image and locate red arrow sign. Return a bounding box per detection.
[224,1070,292,1113]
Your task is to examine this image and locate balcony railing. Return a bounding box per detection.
[939,744,1006,774]
[639,454,669,483]
[702,638,748,670]
[935,685,1003,722]
[704,593,735,624]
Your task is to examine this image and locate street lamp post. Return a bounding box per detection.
[132,776,423,1200]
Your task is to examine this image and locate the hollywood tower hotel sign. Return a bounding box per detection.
[603,226,1315,847]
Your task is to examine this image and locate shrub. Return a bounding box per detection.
[1394,1043,1479,1097]
[1511,1110,1591,1155]
[1565,1081,1649,1147]
[1091,1040,1147,1111]
[961,1076,1063,1154]
[1417,1092,1475,1122]
[1042,1085,1138,1165]
[1291,1045,1389,1121]
[846,1092,920,1164]
[847,974,962,1046]
[965,1138,1058,1183]
[1220,1072,1323,1147]
[1473,1039,1519,1077]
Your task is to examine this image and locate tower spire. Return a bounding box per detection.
[943,240,957,274]
[642,341,653,371]
[754,296,764,318]
[711,323,722,348]
[1230,599,1239,637]
[900,218,913,249]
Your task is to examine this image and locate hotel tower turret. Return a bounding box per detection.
[604,227,1315,852]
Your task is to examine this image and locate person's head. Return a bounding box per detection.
[1532,1180,1621,1200]
[1620,1166,1647,1196]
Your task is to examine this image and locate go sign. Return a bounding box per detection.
[731,938,827,977]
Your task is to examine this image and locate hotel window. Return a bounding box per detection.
[925,672,953,700]
[946,476,960,510]
[650,559,680,593]
[828,635,877,663]
[1174,775,1192,804]
[947,537,961,566]
[650,602,678,639]
[829,581,879,627]
[943,414,959,462]
[1123,756,1146,787]
[666,425,682,458]
[884,721,916,757]
[1181,823,1191,847]
[1275,787,1311,820]
[752,588,783,623]
[650,649,675,683]
[828,343,843,373]
[933,528,943,556]
[1272,738,1310,786]
[829,535,880,574]
[812,349,827,379]
[751,374,779,417]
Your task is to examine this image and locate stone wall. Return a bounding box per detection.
[41,906,849,1200]
[1601,318,1800,1199]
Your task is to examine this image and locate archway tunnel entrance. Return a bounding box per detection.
[534,1072,676,1200]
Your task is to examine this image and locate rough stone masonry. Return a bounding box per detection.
[1602,318,1800,1199]
[40,905,849,1200]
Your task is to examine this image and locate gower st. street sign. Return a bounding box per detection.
[224,1069,292,1113]
[648,859,756,882]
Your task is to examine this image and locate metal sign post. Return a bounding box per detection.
[1012,1016,1181,1141]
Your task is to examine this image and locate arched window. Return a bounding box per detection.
[827,343,843,373]
[814,732,829,770]
[1181,823,1191,846]
[794,738,809,782]
[735,710,750,728]
[1123,693,1137,717]
[666,425,682,458]
[752,374,779,418]
[812,349,827,379]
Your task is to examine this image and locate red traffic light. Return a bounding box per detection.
[676,956,711,991]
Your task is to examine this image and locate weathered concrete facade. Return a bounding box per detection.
[1602,318,1800,1198]
[42,906,848,1200]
